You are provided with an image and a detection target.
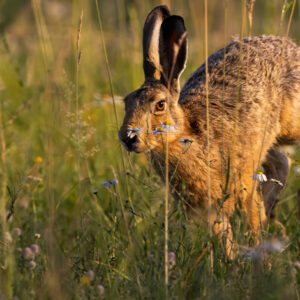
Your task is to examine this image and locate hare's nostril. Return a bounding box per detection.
[120,134,138,151]
[128,135,138,146]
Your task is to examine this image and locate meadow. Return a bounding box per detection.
[0,0,300,299]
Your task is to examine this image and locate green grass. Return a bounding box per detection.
[0,0,300,299]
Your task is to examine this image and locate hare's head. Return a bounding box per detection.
[119,6,187,153]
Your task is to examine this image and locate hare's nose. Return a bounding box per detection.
[119,133,138,152]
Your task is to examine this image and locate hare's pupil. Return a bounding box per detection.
[157,101,165,110]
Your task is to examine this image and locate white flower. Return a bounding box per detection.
[242,238,287,261]
[101,179,117,188]
[96,284,105,296]
[161,120,175,133]
[270,178,284,186]
[251,172,267,182]
[31,244,40,254]
[152,127,166,136]
[85,270,95,280]
[168,251,176,268]
[260,239,286,252]
[23,247,35,260]
[179,138,193,145]
[5,232,12,243]
[28,260,36,269]
[148,253,154,262]
[24,175,42,182]
[127,127,143,139]
[294,166,300,176]
[153,121,176,136]
[12,228,22,237]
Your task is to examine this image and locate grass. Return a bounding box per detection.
[0,0,300,299]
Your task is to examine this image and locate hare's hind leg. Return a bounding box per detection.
[262,148,290,218]
[279,94,300,142]
[247,193,267,240]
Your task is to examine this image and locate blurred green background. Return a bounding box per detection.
[0,0,299,299]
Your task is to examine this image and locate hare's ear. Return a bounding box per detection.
[159,15,187,90]
[143,6,170,81]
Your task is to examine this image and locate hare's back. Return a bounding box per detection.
[179,36,300,136]
[179,35,300,151]
[180,35,300,107]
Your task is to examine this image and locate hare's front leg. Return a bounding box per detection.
[247,194,267,240]
[243,174,268,242]
[210,210,236,259]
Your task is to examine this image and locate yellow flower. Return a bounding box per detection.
[102,94,111,100]
[34,156,43,163]
[163,120,173,126]
[152,127,165,136]
[80,275,91,285]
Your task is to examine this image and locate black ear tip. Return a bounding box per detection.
[153,5,170,15]
[146,5,171,20]
[162,15,185,29]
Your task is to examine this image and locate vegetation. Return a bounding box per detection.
[0,0,299,299]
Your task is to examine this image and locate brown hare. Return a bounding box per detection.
[118,5,300,257]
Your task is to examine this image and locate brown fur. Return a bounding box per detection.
[118,6,300,257]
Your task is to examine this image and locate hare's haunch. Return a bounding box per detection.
[119,6,300,257]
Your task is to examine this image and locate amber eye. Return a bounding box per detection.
[155,100,166,112]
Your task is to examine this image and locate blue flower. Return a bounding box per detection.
[101,179,117,187]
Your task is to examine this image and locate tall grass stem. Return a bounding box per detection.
[95,0,134,212]
[204,0,213,273]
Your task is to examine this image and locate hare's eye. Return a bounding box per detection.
[155,100,166,112]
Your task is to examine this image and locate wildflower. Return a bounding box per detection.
[161,120,176,133]
[251,171,267,182]
[148,253,154,262]
[29,290,35,297]
[4,232,12,244]
[179,138,193,146]
[34,156,43,163]
[294,166,300,176]
[101,179,117,188]
[168,251,176,268]
[20,200,29,209]
[81,275,91,285]
[23,247,35,260]
[153,121,176,136]
[31,244,40,254]
[25,175,42,182]
[85,270,95,281]
[35,233,41,239]
[12,227,22,237]
[127,127,143,139]
[152,127,166,136]
[96,284,105,296]
[260,239,285,252]
[294,261,300,269]
[270,178,284,187]
[28,260,36,269]
[291,261,300,278]
[242,238,287,261]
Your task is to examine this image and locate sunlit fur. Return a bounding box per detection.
[119,6,300,257]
